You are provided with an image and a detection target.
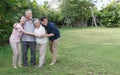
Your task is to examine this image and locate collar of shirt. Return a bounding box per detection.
[26,18,34,23]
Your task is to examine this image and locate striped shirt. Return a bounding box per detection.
[22,20,35,41]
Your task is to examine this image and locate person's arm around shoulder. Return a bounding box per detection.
[21,30,35,36]
[13,23,19,29]
[18,25,35,36]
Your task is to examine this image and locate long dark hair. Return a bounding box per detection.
[17,16,25,23]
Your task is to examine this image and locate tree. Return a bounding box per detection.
[0,0,31,45]
[98,1,120,27]
[60,0,94,27]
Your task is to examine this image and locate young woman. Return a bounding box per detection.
[40,16,60,65]
[33,19,47,67]
[9,16,33,69]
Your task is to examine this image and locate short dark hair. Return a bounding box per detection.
[40,16,48,21]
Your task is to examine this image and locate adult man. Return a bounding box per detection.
[40,16,60,65]
[22,9,36,66]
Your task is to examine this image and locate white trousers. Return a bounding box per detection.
[37,43,47,66]
[10,41,21,67]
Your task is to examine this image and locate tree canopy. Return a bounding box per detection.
[97,1,120,27]
[60,0,94,26]
[0,0,32,44]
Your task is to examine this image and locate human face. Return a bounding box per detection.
[35,22,40,28]
[20,16,26,25]
[41,19,48,26]
[25,12,32,20]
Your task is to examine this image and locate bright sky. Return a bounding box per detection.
[35,0,51,5]
[95,0,112,10]
[34,0,112,10]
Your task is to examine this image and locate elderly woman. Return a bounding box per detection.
[33,18,47,67]
[9,16,33,69]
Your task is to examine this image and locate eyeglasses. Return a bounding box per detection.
[42,19,48,22]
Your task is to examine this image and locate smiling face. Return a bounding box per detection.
[25,10,32,20]
[34,21,40,28]
[41,19,48,26]
[20,16,26,25]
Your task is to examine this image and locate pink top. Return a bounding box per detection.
[9,23,24,42]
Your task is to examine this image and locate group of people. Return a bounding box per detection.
[9,9,60,69]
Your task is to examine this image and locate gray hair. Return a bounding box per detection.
[33,18,40,25]
[25,9,32,16]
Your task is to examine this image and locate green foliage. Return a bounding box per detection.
[0,0,31,44]
[60,0,94,25]
[48,11,64,27]
[98,2,120,27]
[35,1,64,27]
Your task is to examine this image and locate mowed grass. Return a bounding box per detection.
[0,28,120,75]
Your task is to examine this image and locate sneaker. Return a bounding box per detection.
[38,64,43,68]
[49,63,55,66]
[18,65,22,68]
[13,66,17,69]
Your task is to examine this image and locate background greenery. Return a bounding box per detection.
[0,28,120,75]
[1,0,120,44]
[98,1,120,27]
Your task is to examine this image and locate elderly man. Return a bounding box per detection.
[22,9,36,66]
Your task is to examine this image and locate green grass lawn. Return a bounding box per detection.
[0,28,120,75]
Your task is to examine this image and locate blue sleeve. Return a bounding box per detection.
[50,23,58,35]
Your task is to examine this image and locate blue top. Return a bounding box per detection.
[43,22,60,41]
